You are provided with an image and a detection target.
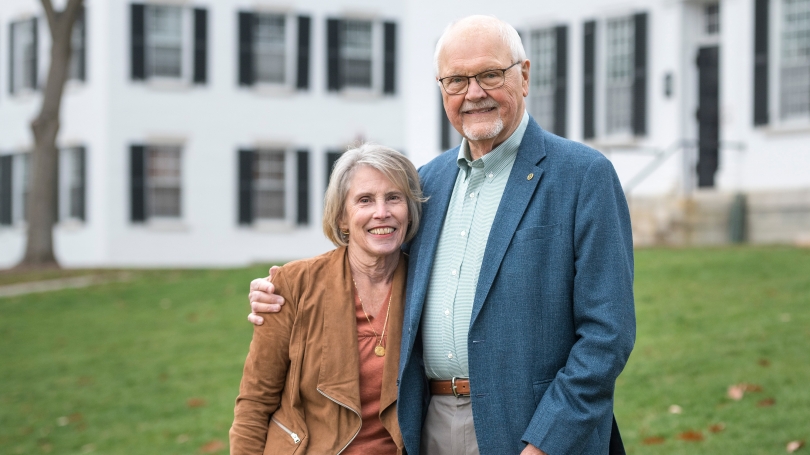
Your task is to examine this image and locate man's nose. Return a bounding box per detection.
[466,77,487,99]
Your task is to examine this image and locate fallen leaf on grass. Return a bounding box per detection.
[642,436,666,445]
[200,440,226,453]
[668,404,682,414]
[177,434,190,443]
[757,397,776,407]
[758,358,771,367]
[728,383,763,400]
[787,440,805,453]
[708,423,725,433]
[677,430,704,442]
[187,398,207,408]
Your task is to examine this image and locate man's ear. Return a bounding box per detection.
[521,60,531,97]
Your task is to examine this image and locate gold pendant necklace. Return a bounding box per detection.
[353,279,392,357]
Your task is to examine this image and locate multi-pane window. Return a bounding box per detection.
[10,19,37,93]
[705,3,721,35]
[605,16,635,135]
[147,146,181,218]
[69,10,85,81]
[254,151,286,220]
[59,148,86,221]
[341,20,373,88]
[780,0,810,120]
[254,14,287,84]
[145,5,183,78]
[529,29,556,131]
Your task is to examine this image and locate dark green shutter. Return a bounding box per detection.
[130,145,146,222]
[554,25,568,137]
[238,149,255,225]
[131,4,145,80]
[327,19,341,91]
[193,8,207,84]
[632,13,648,136]
[383,22,396,94]
[238,12,255,86]
[296,16,311,90]
[583,20,596,140]
[296,150,309,225]
[753,0,769,125]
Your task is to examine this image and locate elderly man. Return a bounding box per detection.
[249,15,635,455]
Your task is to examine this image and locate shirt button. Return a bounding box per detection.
[451,269,457,276]
[447,352,454,359]
[444,309,450,316]
[488,173,494,179]
[460,230,466,237]
[469,192,475,198]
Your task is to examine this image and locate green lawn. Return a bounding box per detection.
[0,247,808,454]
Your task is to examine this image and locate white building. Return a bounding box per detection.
[1,0,809,267]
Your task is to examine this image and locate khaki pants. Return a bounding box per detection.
[420,395,480,455]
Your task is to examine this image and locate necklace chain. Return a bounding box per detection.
[352,278,392,357]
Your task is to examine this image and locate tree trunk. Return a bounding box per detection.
[16,0,84,269]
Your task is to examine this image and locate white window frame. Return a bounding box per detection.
[526,26,557,132]
[11,18,37,95]
[145,145,183,220]
[338,18,384,96]
[58,147,85,223]
[252,147,296,227]
[600,15,635,139]
[770,0,810,126]
[252,12,298,90]
[144,4,193,84]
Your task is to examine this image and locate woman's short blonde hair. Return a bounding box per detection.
[323,143,425,247]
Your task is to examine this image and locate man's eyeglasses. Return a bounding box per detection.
[438,61,522,95]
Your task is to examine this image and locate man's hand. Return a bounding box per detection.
[520,444,548,455]
[247,266,285,325]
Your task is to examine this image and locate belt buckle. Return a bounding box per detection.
[451,377,462,398]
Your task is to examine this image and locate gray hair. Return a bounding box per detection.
[434,15,527,76]
[323,143,425,247]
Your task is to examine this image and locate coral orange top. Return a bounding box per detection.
[344,287,398,455]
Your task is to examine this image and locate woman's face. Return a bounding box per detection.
[340,166,410,262]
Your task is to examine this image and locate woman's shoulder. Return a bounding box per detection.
[273,247,346,294]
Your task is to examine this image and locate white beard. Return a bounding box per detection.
[463,116,504,141]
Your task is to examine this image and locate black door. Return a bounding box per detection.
[696,46,720,188]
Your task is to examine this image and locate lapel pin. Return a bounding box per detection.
[527,173,534,181]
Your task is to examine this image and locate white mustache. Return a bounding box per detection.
[461,100,499,112]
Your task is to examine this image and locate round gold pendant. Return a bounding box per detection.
[374,345,386,357]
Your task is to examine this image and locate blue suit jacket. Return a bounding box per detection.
[397,117,635,455]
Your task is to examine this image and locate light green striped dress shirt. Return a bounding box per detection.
[422,111,530,380]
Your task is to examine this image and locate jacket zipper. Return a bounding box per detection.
[271,416,301,444]
[317,388,361,454]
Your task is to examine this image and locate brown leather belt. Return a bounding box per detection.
[430,378,470,397]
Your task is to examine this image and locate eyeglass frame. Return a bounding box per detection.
[437,61,523,95]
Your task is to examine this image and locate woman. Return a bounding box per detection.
[229,144,424,455]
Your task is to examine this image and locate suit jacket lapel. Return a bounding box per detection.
[470,120,547,326]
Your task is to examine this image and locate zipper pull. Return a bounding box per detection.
[290,433,301,444]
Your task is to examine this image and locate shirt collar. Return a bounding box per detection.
[456,110,530,177]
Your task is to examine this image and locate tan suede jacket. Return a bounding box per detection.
[229,247,406,455]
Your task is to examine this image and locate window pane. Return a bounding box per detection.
[781,0,810,119]
[341,20,373,88]
[529,29,556,131]
[705,3,720,35]
[254,150,286,220]
[146,5,183,78]
[147,146,181,218]
[69,14,84,81]
[605,16,635,135]
[254,14,286,84]
[12,20,36,92]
